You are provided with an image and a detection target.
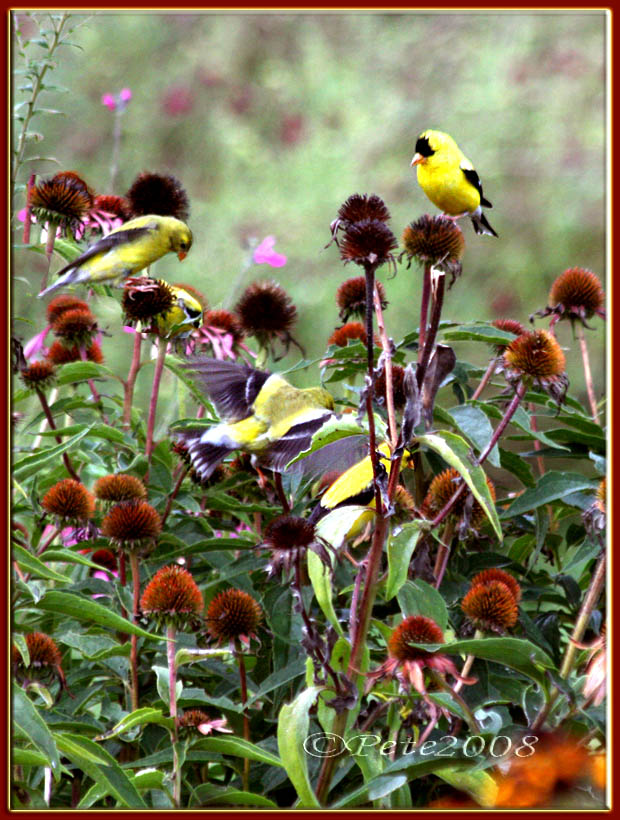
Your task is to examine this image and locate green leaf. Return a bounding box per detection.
[307,548,344,636]
[442,324,517,345]
[277,687,323,807]
[55,733,146,808]
[436,766,498,806]
[194,736,283,768]
[314,505,370,549]
[498,447,536,488]
[417,431,502,541]
[502,471,599,517]
[436,637,555,688]
[36,591,164,640]
[13,427,91,481]
[56,361,112,385]
[13,544,72,583]
[448,404,500,467]
[42,549,106,571]
[38,423,126,444]
[154,665,182,705]
[175,647,232,668]
[396,579,448,631]
[13,683,61,780]
[94,708,172,741]
[510,406,570,451]
[385,522,424,600]
[191,784,278,808]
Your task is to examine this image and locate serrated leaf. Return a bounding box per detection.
[13,427,91,480]
[385,522,424,600]
[36,591,164,640]
[13,683,61,780]
[307,548,343,636]
[277,687,322,807]
[417,431,502,540]
[502,472,599,517]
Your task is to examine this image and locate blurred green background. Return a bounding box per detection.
[13,11,607,418]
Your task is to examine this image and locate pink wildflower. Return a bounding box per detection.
[253,236,287,268]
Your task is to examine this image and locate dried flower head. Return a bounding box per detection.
[262,515,324,579]
[46,294,90,325]
[51,307,97,346]
[461,580,519,632]
[235,280,299,355]
[388,615,445,662]
[140,565,203,628]
[337,194,391,228]
[41,479,95,524]
[91,194,132,221]
[94,474,147,504]
[206,588,262,643]
[29,171,94,232]
[375,364,407,410]
[339,218,398,269]
[20,360,56,391]
[491,318,527,354]
[595,477,606,515]
[202,309,245,350]
[400,215,465,280]
[91,548,118,573]
[393,484,416,520]
[328,322,367,348]
[122,277,176,324]
[126,171,190,220]
[179,709,232,736]
[422,468,495,531]
[502,329,568,404]
[101,500,162,550]
[336,276,388,322]
[47,341,104,365]
[548,267,605,323]
[470,568,522,603]
[367,615,475,700]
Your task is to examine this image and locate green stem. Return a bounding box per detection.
[145,336,168,473]
[453,628,485,693]
[167,623,181,806]
[237,643,251,792]
[575,323,600,424]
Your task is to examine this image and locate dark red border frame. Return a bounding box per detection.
[3,4,614,819]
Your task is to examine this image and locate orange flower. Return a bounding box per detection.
[206,588,262,644]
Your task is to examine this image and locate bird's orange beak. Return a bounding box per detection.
[177,251,187,261]
[411,153,424,167]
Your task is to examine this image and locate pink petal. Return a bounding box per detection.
[120,88,132,102]
[101,93,116,111]
[93,569,113,583]
[253,236,287,267]
[24,327,50,360]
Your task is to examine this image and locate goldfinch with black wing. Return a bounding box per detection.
[154,285,203,339]
[38,214,193,297]
[173,358,340,480]
[411,130,498,238]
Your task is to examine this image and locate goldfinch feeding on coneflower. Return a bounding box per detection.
[411,130,498,238]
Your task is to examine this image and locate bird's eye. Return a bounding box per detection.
[179,242,187,251]
[415,135,435,158]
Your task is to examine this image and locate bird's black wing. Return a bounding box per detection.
[53,225,155,277]
[264,413,335,473]
[182,357,271,421]
[461,166,493,208]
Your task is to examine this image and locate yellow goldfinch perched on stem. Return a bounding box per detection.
[411,130,498,238]
[155,285,203,338]
[38,214,193,297]
[173,358,341,480]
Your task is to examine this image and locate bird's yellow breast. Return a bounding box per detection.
[416,158,480,215]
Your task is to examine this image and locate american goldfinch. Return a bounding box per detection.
[38,214,193,297]
[155,285,203,338]
[411,130,498,237]
[173,358,338,480]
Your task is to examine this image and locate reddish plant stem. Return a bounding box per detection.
[122,331,142,431]
[430,381,527,530]
[471,357,497,401]
[161,467,189,529]
[529,404,546,476]
[432,519,456,589]
[129,551,141,711]
[34,388,80,481]
[363,263,381,496]
[575,323,600,424]
[274,472,290,513]
[79,345,107,421]
[35,526,61,558]
[41,220,57,291]
[145,337,168,474]
[166,623,181,806]
[416,270,445,389]
[118,552,128,623]
[237,643,251,791]
[417,264,432,357]
[373,284,397,447]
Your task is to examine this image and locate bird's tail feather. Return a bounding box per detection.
[175,424,234,481]
[470,210,498,238]
[38,266,86,298]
